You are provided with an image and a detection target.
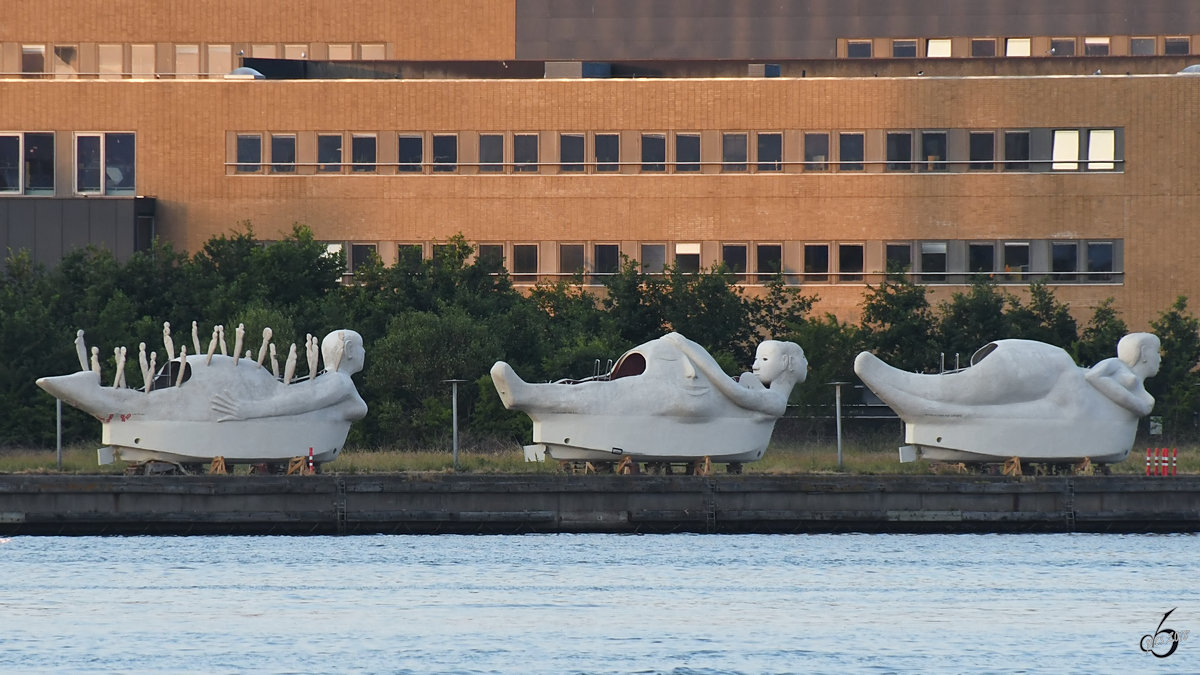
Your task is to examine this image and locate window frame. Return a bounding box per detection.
[756,132,782,172]
[641,133,666,172]
[432,134,458,173]
[270,133,297,174]
[513,133,539,173]
[559,133,585,172]
[351,133,377,173]
[398,134,424,173]
[0,132,55,195]
[317,133,343,173]
[594,133,620,172]
[235,133,262,174]
[76,131,136,195]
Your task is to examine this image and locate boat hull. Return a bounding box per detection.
[532,413,775,463]
[101,418,349,464]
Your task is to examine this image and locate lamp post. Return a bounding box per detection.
[443,379,468,470]
[829,382,849,470]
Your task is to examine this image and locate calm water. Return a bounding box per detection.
[1,534,1197,674]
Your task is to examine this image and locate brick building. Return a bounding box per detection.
[2,1,1199,326]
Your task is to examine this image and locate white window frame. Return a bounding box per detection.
[1005,38,1031,57]
[1087,129,1115,171]
[0,133,23,194]
[1051,130,1079,171]
[926,39,951,58]
[74,132,136,195]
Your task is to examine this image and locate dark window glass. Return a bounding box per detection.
[886,132,912,171]
[476,244,503,268]
[920,242,947,282]
[676,134,700,172]
[886,244,912,274]
[351,135,376,172]
[1087,242,1113,281]
[1004,131,1030,171]
[722,244,747,281]
[350,244,376,272]
[236,134,260,173]
[270,135,295,174]
[0,136,19,192]
[920,132,947,172]
[1050,38,1075,56]
[559,244,585,275]
[804,133,829,171]
[21,46,45,77]
[1004,243,1030,281]
[559,134,584,172]
[1130,38,1156,56]
[432,135,457,172]
[839,133,863,171]
[595,133,619,172]
[24,132,54,192]
[479,134,503,172]
[804,244,829,282]
[675,247,701,274]
[105,133,136,194]
[641,244,666,273]
[756,133,782,171]
[1164,37,1189,55]
[756,244,782,282]
[838,244,864,282]
[971,39,996,57]
[593,244,620,283]
[969,244,995,274]
[1084,39,1110,56]
[512,244,538,282]
[847,41,872,58]
[892,40,917,58]
[1051,242,1078,282]
[398,135,423,172]
[641,133,665,172]
[722,133,747,172]
[318,134,342,172]
[514,134,538,172]
[969,132,995,170]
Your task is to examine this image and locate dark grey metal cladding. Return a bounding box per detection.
[0,197,146,267]
[516,0,1198,60]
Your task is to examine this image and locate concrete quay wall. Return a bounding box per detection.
[0,474,1197,536]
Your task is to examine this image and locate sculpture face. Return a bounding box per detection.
[753,341,804,384]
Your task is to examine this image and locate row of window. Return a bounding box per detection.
[844,35,1192,59]
[231,127,1123,176]
[335,239,1121,286]
[6,42,387,78]
[0,132,135,196]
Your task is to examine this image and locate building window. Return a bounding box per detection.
[969,243,995,274]
[892,40,917,58]
[328,44,353,61]
[804,133,829,171]
[514,134,539,172]
[175,44,200,78]
[398,135,423,172]
[252,44,277,59]
[1006,38,1031,57]
[0,133,54,195]
[131,44,155,77]
[838,244,864,282]
[722,244,747,281]
[886,132,913,171]
[271,134,296,173]
[512,244,538,282]
[1084,37,1110,56]
[476,244,503,268]
[676,134,700,172]
[969,132,995,170]
[0,136,19,192]
[722,133,747,172]
[1003,242,1030,281]
[76,132,135,194]
[641,244,666,273]
[804,245,829,282]
[641,133,665,172]
[595,133,619,172]
[360,44,386,60]
[53,45,78,78]
[351,134,376,172]
[926,39,951,58]
[1050,38,1075,56]
[971,39,996,57]
[432,134,457,172]
[559,244,585,276]
[755,244,782,282]
[1051,242,1078,282]
[1131,38,1156,56]
[675,243,701,273]
[284,44,307,60]
[920,242,947,282]
[1052,130,1079,171]
[1087,242,1113,282]
[479,134,504,172]
[1087,129,1115,171]
[350,244,377,272]
[1004,131,1030,171]
[559,134,584,172]
[236,134,261,173]
[756,133,782,172]
[847,40,872,58]
[1164,37,1190,55]
[317,134,342,173]
[593,244,620,283]
[99,44,123,79]
[839,133,864,171]
[21,45,45,78]
[920,131,947,172]
[886,243,912,273]
[207,45,232,77]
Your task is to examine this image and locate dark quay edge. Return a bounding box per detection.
[0,474,1197,536]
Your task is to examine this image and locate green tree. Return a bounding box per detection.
[859,273,939,372]
[1074,298,1128,366]
[936,277,1010,365]
[1004,282,1078,348]
[1147,296,1200,437]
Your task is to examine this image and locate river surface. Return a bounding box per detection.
[1,533,1197,673]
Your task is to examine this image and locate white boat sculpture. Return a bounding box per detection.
[36,324,367,469]
[854,332,1160,465]
[491,332,807,464]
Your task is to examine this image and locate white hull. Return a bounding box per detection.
[533,413,774,463]
[102,418,348,464]
[901,417,1132,464]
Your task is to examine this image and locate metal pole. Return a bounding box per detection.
[834,383,844,470]
[451,380,460,471]
[56,398,62,471]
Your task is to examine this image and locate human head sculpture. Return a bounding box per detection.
[1117,332,1161,379]
[752,340,808,385]
[321,330,366,375]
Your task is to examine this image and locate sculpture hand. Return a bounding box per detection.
[210,391,244,422]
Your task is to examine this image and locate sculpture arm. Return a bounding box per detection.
[662,333,778,414]
[1084,359,1155,417]
[211,374,354,421]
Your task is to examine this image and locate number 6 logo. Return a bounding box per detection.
[1140,608,1180,658]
